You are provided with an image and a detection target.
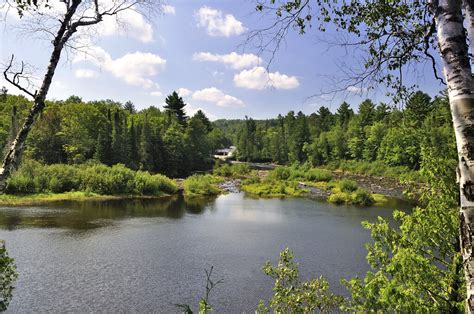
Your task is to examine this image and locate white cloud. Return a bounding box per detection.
[74,47,166,88]
[234,66,299,90]
[98,9,153,43]
[150,91,163,97]
[162,5,176,15]
[193,52,261,69]
[346,86,368,94]
[195,6,246,37]
[186,105,217,121]
[192,87,245,108]
[75,69,98,79]
[177,88,192,97]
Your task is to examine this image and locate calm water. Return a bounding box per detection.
[0,193,407,313]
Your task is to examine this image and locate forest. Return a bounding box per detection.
[0,89,229,178]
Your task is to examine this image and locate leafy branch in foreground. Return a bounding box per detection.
[176,266,223,314]
[256,248,344,313]
[0,241,18,311]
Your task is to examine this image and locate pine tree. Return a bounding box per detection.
[127,118,139,169]
[164,91,188,126]
[94,112,113,165]
[139,115,153,171]
[111,110,125,164]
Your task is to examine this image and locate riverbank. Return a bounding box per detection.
[0,191,173,206]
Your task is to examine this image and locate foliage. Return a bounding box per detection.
[0,93,223,178]
[5,160,177,196]
[183,175,221,196]
[213,162,250,178]
[342,142,463,311]
[0,242,17,312]
[175,266,223,314]
[338,178,358,193]
[242,180,306,197]
[256,248,344,313]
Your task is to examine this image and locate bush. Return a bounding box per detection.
[328,192,350,204]
[338,179,358,193]
[352,189,375,206]
[304,169,333,182]
[45,164,80,193]
[268,167,291,180]
[184,174,221,196]
[6,161,177,196]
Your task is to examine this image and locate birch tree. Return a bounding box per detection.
[252,0,474,310]
[0,0,160,191]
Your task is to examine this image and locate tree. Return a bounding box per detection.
[336,102,353,130]
[164,91,188,127]
[405,91,433,127]
[0,87,7,103]
[254,0,474,307]
[0,0,160,191]
[124,101,136,114]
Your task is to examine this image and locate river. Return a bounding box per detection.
[0,192,408,313]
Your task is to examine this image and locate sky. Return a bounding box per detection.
[0,0,445,120]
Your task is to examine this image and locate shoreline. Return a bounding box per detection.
[0,191,174,207]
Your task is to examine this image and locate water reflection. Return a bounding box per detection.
[0,194,216,230]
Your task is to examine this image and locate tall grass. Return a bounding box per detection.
[6,160,177,196]
[183,174,221,196]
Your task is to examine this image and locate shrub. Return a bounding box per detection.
[6,161,177,197]
[184,174,220,196]
[352,189,375,206]
[338,179,358,193]
[269,167,291,181]
[45,164,80,193]
[328,192,350,204]
[304,169,333,182]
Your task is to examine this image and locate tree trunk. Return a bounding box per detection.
[0,1,81,192]
[434,0,474,311]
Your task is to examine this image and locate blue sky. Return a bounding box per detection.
[0,0,445,120]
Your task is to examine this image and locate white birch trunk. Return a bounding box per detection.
[464,0,474,64]
[435,0,474,311]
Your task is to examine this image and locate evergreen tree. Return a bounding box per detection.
[194,110,212,132]
[127,118,139,169]
[94,110,113,165]
[111,110,125,164]
[164,91,188,127]
[139,115,153,171]
[336,102,353,130]
[405,91,432,127]
[124,100,136,114]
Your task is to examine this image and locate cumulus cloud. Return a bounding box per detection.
[150,91,163,97]
[177,88,192,97]
[192,87,245,108]
[195,6,246,37]
[98,9,154,43]
[75,69,98,79]
[346,86,368,94]
[234,66,299,90]
[193,52,261,69]
[74,46,166,88]
[162,5,176,15]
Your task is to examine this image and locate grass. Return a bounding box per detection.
[183,174,222,196]
[0,191,167,206]
[241,180,308,197]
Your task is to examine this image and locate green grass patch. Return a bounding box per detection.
[0,191,149,206]
[183,174,222,196]
[242,180,308,197]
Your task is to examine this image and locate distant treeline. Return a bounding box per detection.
[0,90,230,177]
[216,90,456,171]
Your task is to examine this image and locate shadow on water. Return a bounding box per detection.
[0,194,217,231]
